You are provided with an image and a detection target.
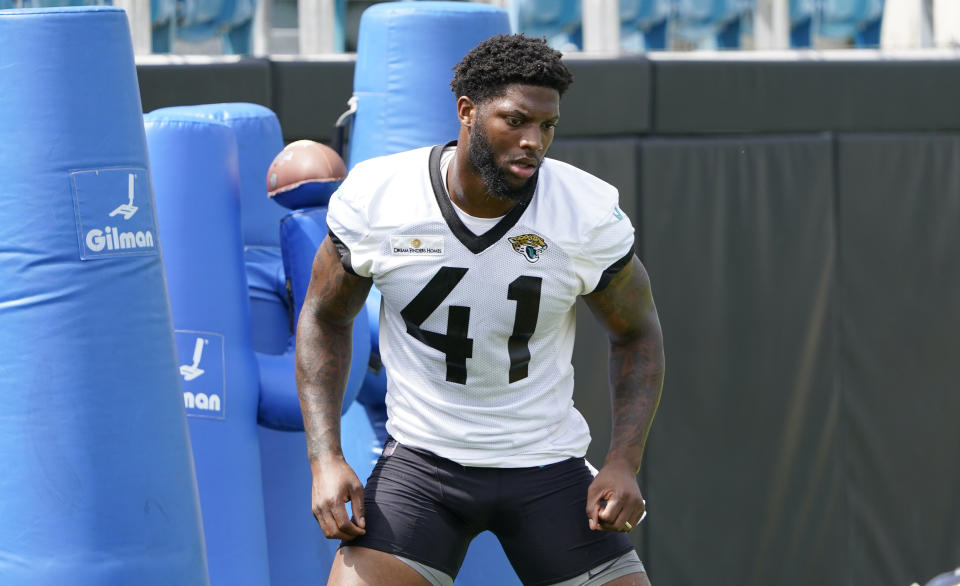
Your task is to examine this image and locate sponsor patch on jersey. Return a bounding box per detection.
[508,233,548,263]
[390,235,444,255]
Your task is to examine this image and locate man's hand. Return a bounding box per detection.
[586,459,646,532]
[311,456,367,540]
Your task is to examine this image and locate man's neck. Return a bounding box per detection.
[446,144,520,219]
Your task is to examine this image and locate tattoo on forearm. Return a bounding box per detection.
[295,239,371,464]
[586,257,665,471]
[608,334,664,468]
[296,319,352,462]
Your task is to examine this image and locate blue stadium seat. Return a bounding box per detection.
[175,0,257,54]
[513,0,582,51]
[0,0,109,6]
[672,0,749,49]
[151,0,175,53]
[620,0,671,51]
[791,0,884,48]
[818,0,884,47]
[790,0,817,47]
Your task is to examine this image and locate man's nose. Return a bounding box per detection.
[518,127,543,152]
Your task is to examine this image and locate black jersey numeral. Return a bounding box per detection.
[400,268,543,385]
[507,276,542,383]
[400,267,473,384]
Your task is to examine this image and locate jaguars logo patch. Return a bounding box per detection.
[508,234,548,263]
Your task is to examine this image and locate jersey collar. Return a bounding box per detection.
[429,140,536,254]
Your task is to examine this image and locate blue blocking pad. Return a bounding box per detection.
[280,207,330,318]
[258,400,381,586]
[348,1,510,168]
[270,178,341,210]
[271,207,370,416]
[246,245,292,354]
[145,112,271,586]
[358,284,389,438]
[146,103,290,356]
[0,7,208,586]
[147,103,285,248]
[258,426,336,586]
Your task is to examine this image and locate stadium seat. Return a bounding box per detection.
[791,0,885,47]
[176,0,257,54]
[673,0,750,48]
[513,0,582,51]
[790,0,817,46]
[620,0,672,51]
[151,0,175,53]
[0,0,109,7]
[819,0,884,47]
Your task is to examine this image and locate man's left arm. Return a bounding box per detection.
[582,255,665,532]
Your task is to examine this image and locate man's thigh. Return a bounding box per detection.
[602,573,650,586]
[488,457,639,585]
[328,546,432,586]
[342,442,473,579]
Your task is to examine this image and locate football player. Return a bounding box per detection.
[297,34,664,586]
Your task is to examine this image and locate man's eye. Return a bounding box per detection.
[506,117,522,127]
[544,122,557,130]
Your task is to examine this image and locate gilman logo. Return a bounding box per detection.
[73,168,159,260]
[176,330,226,420]
[85,226,154,252]
[390,235,444,255]
[509,234,548,263]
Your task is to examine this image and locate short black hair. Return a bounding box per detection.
[451,34,574,104]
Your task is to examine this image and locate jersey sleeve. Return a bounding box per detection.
[326,169,379,278]
[574,200,636,295]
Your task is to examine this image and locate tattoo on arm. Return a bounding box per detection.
[295,237,372,464]
[584,257,665,473]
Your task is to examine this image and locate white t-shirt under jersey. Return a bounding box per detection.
[327,143,635,467]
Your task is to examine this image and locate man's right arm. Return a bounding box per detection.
[295,235,373,540]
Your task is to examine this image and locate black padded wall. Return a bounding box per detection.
[837,133,960,585]
[560,56,652,136]
[639,135,841,585]
[270,57,356,143]
[137,57,272,112]
[651,58,960,135]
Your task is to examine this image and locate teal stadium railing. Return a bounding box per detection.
[0,0,890,54]
[509,0,885,51]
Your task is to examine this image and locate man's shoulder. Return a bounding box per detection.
[333,145,435,207]
[534,159,630,248]
[540,157,618,200]
[330,145,439,229]
[349,145,435,179]
[536,157,622,231]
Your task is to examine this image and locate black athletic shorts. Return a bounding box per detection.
[342,439,636,585]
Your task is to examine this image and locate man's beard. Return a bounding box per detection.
[468,122,539,202]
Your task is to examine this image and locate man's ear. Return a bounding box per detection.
[456,96,477,128]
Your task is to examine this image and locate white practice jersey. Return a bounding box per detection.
[327,144,635,467]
